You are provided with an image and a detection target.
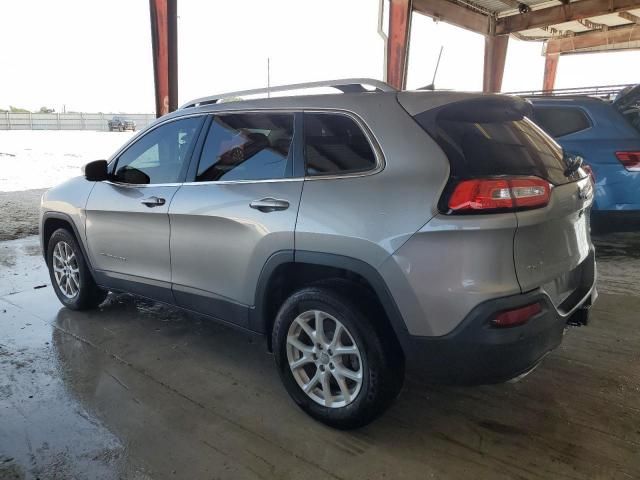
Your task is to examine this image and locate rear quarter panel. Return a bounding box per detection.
[379,213,521,336]
[294,94,450,267]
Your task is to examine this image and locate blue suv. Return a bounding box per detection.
[527,85,640,227]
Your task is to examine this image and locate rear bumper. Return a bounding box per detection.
[401,257,597,385]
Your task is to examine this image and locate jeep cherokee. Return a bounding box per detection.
[40,79,597,429]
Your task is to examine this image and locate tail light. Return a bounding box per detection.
[492,302,542,328]
[615,151,640,172]
[447,176,551,214]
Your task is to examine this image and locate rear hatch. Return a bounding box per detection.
[399,92,594,309]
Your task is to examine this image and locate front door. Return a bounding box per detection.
[85,116,203,302]
[169,112,302,327]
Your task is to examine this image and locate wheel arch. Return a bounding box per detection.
[41,212,94,272]
[251,250,409,353]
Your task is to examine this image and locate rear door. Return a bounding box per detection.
[168,111,302,328]
[85,116,203,301]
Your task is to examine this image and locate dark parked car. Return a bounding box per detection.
[108,116,136,132]
[526,85,640,227]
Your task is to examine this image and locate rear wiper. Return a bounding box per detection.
[564,154,583,177]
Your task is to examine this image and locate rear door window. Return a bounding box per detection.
[414,107,580,185]
[196,113,294,182]
[532,107,591,138]
[303,113,376,176]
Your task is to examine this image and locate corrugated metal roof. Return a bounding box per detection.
[451,0,562,16]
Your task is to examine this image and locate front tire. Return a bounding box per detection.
[272,286,403,429]
[47,228,107,310]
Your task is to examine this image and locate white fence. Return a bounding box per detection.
[0,112,156,131]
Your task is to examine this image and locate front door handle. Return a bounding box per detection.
[141,196,166,207]
[249,198,290,213]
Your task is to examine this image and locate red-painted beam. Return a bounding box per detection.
[543,53,559,91]
[149,0,178,117]
[387,0,412,90]
[483,35,509,93]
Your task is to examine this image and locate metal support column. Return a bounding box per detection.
[543,53,559,91]
[387,0,412,90]
[149,0,178,117]
[483,34,509,93]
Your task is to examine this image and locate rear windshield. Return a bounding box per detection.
[532,106,591,138]
[615,89,640,134]
[414,108,581,185]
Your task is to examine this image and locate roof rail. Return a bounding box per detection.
[180,78,396,109]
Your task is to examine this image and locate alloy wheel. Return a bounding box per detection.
[52,241,80,299]
[286,310,363,408]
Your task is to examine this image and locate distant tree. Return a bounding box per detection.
[0,108,7,113]
[38,106,55,113]
[9,106,30,113]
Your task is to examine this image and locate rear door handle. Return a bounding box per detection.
[249,198,290,213]
[141,196,166,207]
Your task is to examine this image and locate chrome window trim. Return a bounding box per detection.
[180,108,384,185]
[106,108,385,188]
[178,177,304,187]
[187,110,298,186]
[102,180,184,188]
[106,111,207,173]
[301,109,385,181]
[103,178,304,188]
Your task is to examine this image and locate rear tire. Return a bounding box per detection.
[272,286,403,429]
[47,228,107,310]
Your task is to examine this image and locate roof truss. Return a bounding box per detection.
[545,22,640,54]
[495,0,640,34]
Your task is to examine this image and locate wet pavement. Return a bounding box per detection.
[1,235,639,479]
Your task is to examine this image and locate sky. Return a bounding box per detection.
[0,0,638,113]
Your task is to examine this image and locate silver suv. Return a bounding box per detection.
[40,79,597,428]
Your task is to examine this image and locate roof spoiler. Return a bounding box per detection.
[436,96,533,123]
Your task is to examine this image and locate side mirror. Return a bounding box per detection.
[83,160,109,182]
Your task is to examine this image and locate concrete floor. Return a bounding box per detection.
[1,235,639,480]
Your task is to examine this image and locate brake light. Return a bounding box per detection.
[492,303,542,328]
[615,151,640,172]
[447,177,551,213]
